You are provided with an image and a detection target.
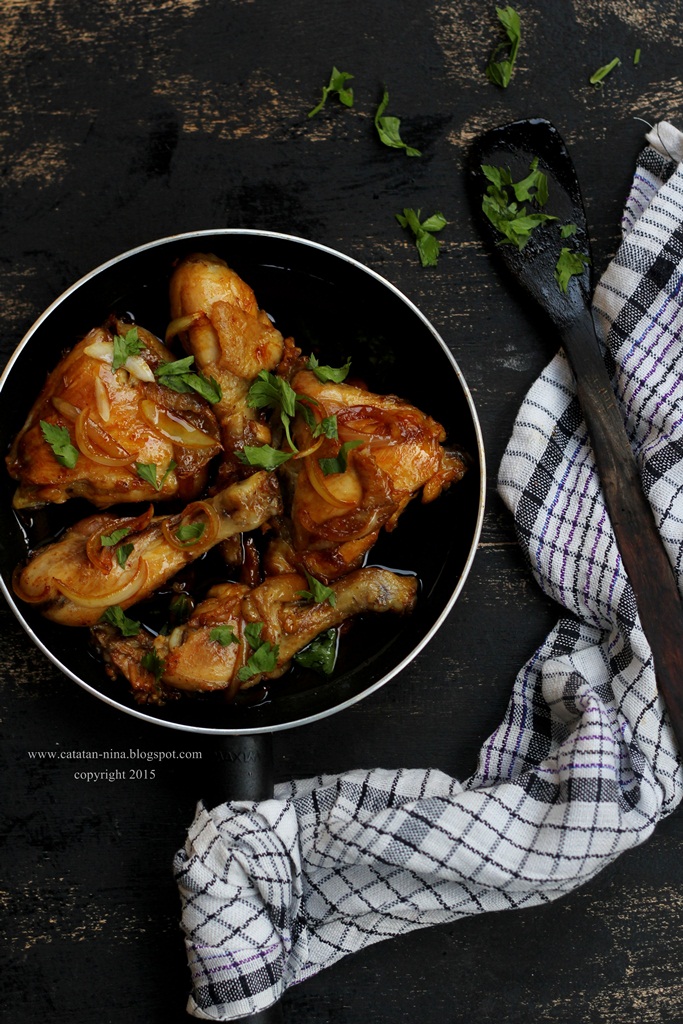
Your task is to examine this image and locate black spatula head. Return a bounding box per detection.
[468,118,593,328]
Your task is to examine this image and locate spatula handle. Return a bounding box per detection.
[562,310,683,750]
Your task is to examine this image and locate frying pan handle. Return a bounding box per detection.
[200,732,283,1021]
[203,731,274,806]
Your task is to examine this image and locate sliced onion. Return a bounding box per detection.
[12,565,51,604]
[74,409,139,467]
[125,354,155,382]
[84,505,155,571]
[51,396,80,422]
[53,558,148,608]
[140,399,218,449]
[161,500,221,550]
[304,455,359,510]
[94,378,111,422]
[83,338,114,362]
[292,435,324,460]
[165,312,205,343]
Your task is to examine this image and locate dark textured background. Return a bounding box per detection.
[2,2,683,1021]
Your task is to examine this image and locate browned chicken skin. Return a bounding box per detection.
[7,318,222,509]
[168,253,285,468]
[93,566,418,703]
[266,370,467,581]
[12,471,282,627]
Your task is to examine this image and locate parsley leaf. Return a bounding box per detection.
[481,159,557,250]
[155,356,222,404]
[236,444,294,471]
[589,57,620,86]
[210,624,240,646]
[308,66,354,118]
[169,593,193,626]
[297,570,337,607]
[237,620,280,682]
[175,522,206,545]
[294,629,338,676]
[319,439,362,476]
[486,6,521,88]
[40,421,79,469]
[560,223,578,238]
[112,327,144,372]
[306,354,352,383]
[396,208,448,267]
[141,650,165,682]
[374,89,421,156]
[554,248,591,292]
[247,370,302,451]
[101,527,132,548]
[116,543,134,568]
[100,605,140,636]
[135,459,177,491]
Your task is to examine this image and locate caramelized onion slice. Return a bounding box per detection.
[165,312,206,343]
[161,500,221,550]
[51,396,80,422]
[140,399,219,449]
[84,505,155,571]
[53,558,148,608]
[75,409,139,467]
[304,454,359,510]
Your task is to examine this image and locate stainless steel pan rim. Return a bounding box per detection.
[0,228,486,735]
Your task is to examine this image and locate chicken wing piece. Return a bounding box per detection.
[7,317,222,509]
[92,566,418,703]
[266,369,467,581]
[168,253,285,466]
[12,471,282,627]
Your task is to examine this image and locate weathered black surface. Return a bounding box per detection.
[2,3,683,1022]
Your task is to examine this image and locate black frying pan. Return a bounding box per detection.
[0,230,485,1016]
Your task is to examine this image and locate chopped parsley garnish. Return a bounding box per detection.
[155,355,222,405]
[554,248,591,292]
[481,158,557,250]
[297,570,337,607]
[40,421,79,469]
[175,521,206,545]
[319,439,362,476]
[396,208,448,267]
[112,327,144,371]
[589,57,621,86]
[308,66,354,118]
[634,48,641,66]
[135,459,177,491]
[169,593,193,625]
[100,605,140,636]
[374,89,421,156]
[236,444,294,471]
[294,629,338,676]
[116,543,134,568]
[486,6,521,88]
[237,621,280,682]
[101,527,132,548]
[247,370,303,451]
[306,354,351,383]
[210,624,240,646]
[141,649,165,682]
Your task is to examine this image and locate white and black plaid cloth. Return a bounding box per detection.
[173,123,683,1021]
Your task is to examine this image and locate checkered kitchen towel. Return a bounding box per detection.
[173,123,683,1020]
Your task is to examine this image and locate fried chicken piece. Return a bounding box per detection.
[168,253,285,468]
[7,317,222,509]
[92,567,418,703]
[12,472,282,627]
[266,370,467,581]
